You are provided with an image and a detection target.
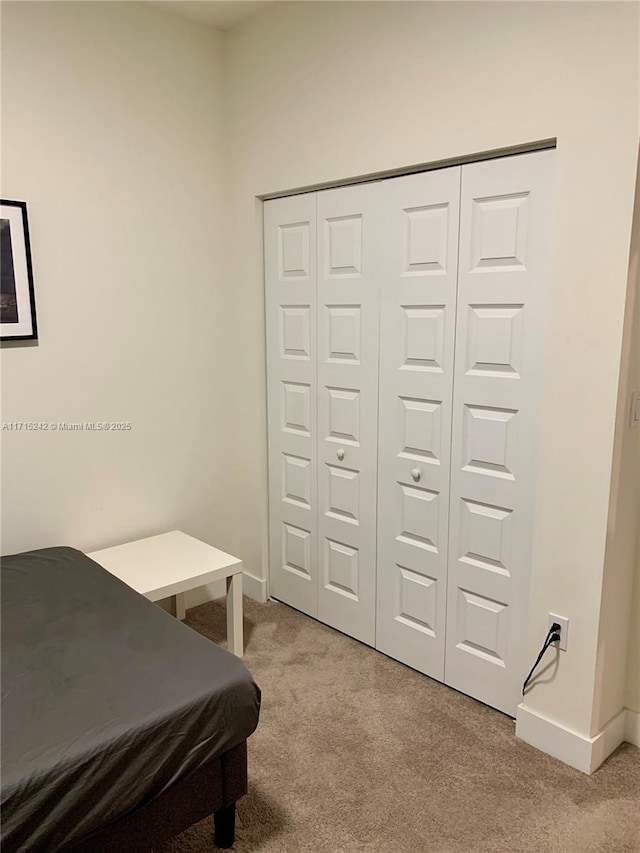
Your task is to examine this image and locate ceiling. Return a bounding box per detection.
[151,1,274,30]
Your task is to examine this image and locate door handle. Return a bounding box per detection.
[336,448,345,462]
[411,468,421,483]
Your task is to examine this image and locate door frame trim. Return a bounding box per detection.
[258,138,556,201]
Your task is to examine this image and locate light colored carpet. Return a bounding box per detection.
[159,598,640,853]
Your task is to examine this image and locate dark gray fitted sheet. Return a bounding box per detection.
[1,546,260,852]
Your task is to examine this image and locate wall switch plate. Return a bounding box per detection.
[549,613,569,651]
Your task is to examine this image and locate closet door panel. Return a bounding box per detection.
[375,167,461,678]
[446,150,554,716]
[317,183,382,646]
[265,194,318,616]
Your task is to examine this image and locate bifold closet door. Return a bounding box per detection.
[375,167,461,679]
[445,150,554,716]
[316,183,382,646]
[266,150,554,715]
[265,193,318,617]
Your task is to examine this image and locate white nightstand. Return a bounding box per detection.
[87,530,244,657]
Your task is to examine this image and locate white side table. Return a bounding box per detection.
[87,530,244,657]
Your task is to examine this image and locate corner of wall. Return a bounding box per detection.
[590,144,640,740]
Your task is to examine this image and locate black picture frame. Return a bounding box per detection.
[1,199,37,341]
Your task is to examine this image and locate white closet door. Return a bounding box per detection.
[316,183,382,646]
[445,150,554,715]
[375,167,461,678]
[265,193,318,617]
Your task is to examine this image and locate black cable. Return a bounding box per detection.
[522,623,561,695]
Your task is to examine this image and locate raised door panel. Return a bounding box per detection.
[376,167,461,679]
[317,183,383,646]
[265,194,318,617]
[445,150,554,716]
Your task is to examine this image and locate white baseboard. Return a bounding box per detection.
[516,704,627,774]
[625,709,640,747]
[590,709,628,771]
[242,571,268,603]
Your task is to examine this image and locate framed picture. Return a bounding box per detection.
[1,200,37,341]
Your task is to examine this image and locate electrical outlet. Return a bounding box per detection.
[549,613,569,651]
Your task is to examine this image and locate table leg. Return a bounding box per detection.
[174,592,186,621]
[226,572,243,657]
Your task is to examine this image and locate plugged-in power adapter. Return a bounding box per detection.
[548,613,569,651]
[522,616,568,694]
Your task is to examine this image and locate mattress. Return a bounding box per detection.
[1,546,261,852]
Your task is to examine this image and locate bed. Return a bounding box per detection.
[1,546,261,852]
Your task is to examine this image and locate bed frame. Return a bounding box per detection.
[64,740,247,852]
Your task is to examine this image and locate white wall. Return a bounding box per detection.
[0,1,237,605]
[224,0,640,741]
[627,552,640,718]
[621,153,640,722]
[593,148,640,733]
[624,167,640,722]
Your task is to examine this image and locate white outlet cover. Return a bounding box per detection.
[549,613,569,651]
